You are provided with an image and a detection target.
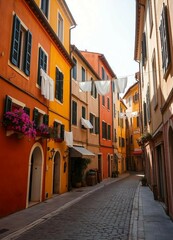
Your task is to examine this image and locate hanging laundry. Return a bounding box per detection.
[40,68,54,101]
[81,117,93,129]
[114,77,128,93]
[95,80,111,95]
[79,81,92,92]
[64,131,73,147]
[119,112,126,118]
[131,111,139,117]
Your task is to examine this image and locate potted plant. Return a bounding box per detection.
[137,132,152,146]
[3,108,36,138]
[36,123,50,139]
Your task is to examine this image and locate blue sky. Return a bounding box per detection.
[66,0,138,89]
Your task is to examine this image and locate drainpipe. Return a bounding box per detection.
[68,25,76,191]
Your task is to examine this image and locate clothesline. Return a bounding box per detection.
[79,77,128,95]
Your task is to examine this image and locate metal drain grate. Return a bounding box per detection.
[0,228,9,235]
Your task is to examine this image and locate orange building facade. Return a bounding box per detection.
[0,0,74,217]
[81,51,116,179]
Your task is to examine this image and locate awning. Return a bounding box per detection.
[70,146,95,158]
[133,150,143,155]
[81,117,93,129]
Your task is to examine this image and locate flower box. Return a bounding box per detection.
[3,109,36,138]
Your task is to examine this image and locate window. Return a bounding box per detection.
[55,67,64,103]
[152,50,158,108]
[142,32,147,66]
[4,95,29,115]
[133,92,139,102]
[102,121,107,139]
[58,12,63,43]
[53,121,64,141]
[72,101,77,125]
[82,106,86,118]
[148,0,153,33]
[72,57,77,80]
[81,106,86,129]
[81,67,85,82]
[90,113,99,134]
[159,4,171,75]
[91,80,97,98]
[101,67,105,80]
[143,101,147,127]
[107,98,110,110]
[107,125,111,140]
[102,96,105,106]
[10,14,32,76]
[37,47,47,86]
[41,0,49,18]
[146,86,151,123]
[113,129,117,142]
[33,108,48,128]
[119,137,125,147]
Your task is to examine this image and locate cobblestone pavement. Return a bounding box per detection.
[16,174,140,240]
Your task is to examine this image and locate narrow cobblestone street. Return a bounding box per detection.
[16,175,140,240]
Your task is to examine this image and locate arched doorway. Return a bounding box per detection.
[28,146,43,205]
[53,151,61,194]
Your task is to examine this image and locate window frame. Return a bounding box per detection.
[57,11,64,43]
[10,14,32,76]
[55,67,64,103]
[72,100,77,126]
[41,0,49,18]
[159,3,171,76]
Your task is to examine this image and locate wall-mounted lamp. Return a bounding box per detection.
[63,148,69,160]
[47,147,55,160]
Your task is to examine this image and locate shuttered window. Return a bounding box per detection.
[53,121,64,140]
[10,14,32,76]
[142,32,147,66]
[159,4,171,75]
[37,47,47,86]
[55,67,64,103]
[72,57,77,80]
[41,0,49,18]
[72,101,77,125]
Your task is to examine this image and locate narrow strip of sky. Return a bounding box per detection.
[66,0,138,88]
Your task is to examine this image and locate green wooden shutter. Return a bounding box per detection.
[23,107,30,116]
[38,47,47,86]
[60,72,64,103]
[43,114,49,125]
[142,32,147,66]
[90,113,93,133]
[4,95,12,113]
[10,14,21,66]
[96,117,99,134]
[60,124,65,140]
[33,108,39,127]
[24,31,32,76]
[55,67,60,99]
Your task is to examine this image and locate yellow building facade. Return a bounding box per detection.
[123,82,143,172]
[34,0,76,197]
[116,99,127,174]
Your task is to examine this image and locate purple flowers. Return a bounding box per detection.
[36,124,50,138]
[3,108,36,138]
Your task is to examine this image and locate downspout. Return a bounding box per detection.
[68,24,76,191]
